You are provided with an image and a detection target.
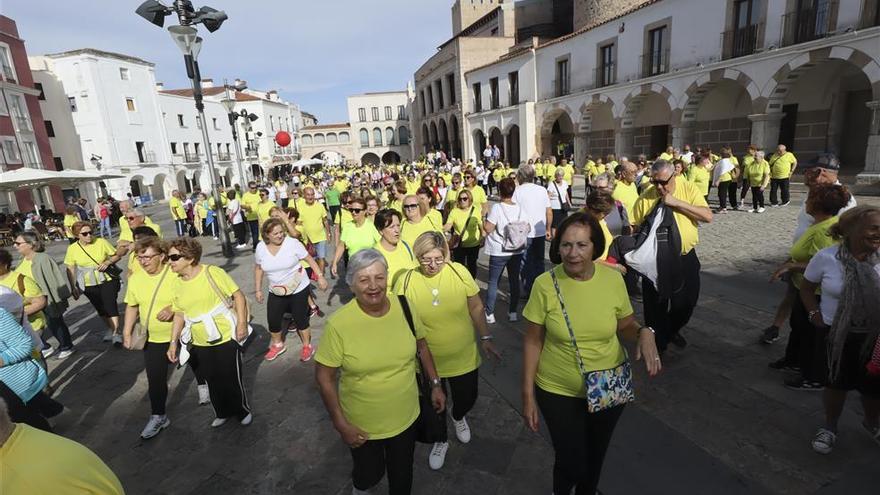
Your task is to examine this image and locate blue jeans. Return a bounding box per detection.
[247,220,260,248]
[486,254,522,316]
[521,236,546,297]
[174,219,187,237]
[98,218,111,238]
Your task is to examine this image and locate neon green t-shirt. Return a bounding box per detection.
[447,206,482,248]
[789,216,838,289]
[170,265,240,346]
[376,241,415,294]
[340,221,380,255]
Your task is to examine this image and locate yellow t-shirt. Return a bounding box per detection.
[686,166,711,196]
[444,188,461,205]
[467,185,487,212]
[241,191,261,221]
[314,297,422,439]
[611,182,638,221]
[0,269,45,332]
[658,152,673,162]
[769,152,797,179]
[447,206,482,248]
[377,241,416,294]
[562,164,575,183]
[124,266,175,343]
[598,219,612,261]
[523,264,633,398]
[63,214,78,239]
[194,201,208,221]
[789,216,839,289]
[298,201,328,244]
[401,214,443,247]
[340,221,380,255]
[0,424,124,495]
[394,262,481,378]
[63,239,117,286]
[718,156,740,183]
[745,159,771,187]
[170,265,240,347]
[340,209,354,225]
[492,168,505,183]
[544,164,557,180]
[169,197,186,220]
[118,217,162,243]
[632,176,708,255]
[334,179,350,193]
[535,162,545,178]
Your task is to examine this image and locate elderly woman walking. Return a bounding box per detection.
[316,249,445,495]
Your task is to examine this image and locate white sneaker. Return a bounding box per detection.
[112,333,123,346]
[235,243,249,250]
[508,312,518,322]
[197,384,211,405]
[352,487,371,495]
[453,417,471,443]
[428,441,449,470]
[240,413,253,426]
[102,330,113,342]
[747,208,756,213]
[485,313,496,324]
[213,236,219,240]
[812,428,836,454]
[140,415,170,439]
[757,207,766,213]
[56,349,74,360]
[211,417,227,428]
[41,347,56,359]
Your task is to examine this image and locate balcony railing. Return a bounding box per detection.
[722,23,762,60]
[594,64,617,88]
[217,151,231,161]
[780,1,837,47]
[137,151,156,164]
[554,77,570,98]
[641,48,670,78]
[184,151,200,163]
[245,147,258,158]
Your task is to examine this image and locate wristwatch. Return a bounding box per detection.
[429,377,442,388]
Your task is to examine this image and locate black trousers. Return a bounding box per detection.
[351,423,415,494]
[750,186,765,209]
[232,222,247,245]
[436,369,479,442]
[190,341,250,420]
[45,314,74,351]
[452,245,480,279]
[717,180,738,209]
[642,249,701,351]
[144,341,206,415]
[247,220,260,248]
[535,387,625,495]
[0,381,52,432]
[769,178,790,205]
[784,294,828,383]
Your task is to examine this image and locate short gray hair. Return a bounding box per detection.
[592,172,616,187]
[516,164,536,183]
[18,231,44,252]
[755,150,765,160]
[345,248,388,286]
[129,208,146,218]
[651,159,675,175]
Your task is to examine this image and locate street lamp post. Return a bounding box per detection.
[137,0,234,257]
[220,82,258,187]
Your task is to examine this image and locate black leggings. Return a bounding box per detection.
[717,180,738,209]
[536,387,625,495]
[190,341,250,420]
[784,294,828,383]
[770,178,790,205]
[0,381,52,432]
[750,186,765,209]
[452,245,479,278]
[232,222,247,245]
[351,423,415,494]
[438,369,479,442]
[144,341,205,415]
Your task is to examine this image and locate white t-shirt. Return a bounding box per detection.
[276,182,289,199]
[267,185,277,202]
[547,180,569,210]
[485,202,526,256]
[804,245,880,325]
[225,199,244,225]
[254,237,310,294]
[512,182,551,238]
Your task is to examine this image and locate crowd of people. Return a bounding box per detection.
[0,141,877,495]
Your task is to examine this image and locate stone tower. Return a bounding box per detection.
[451,0,503,36]
[573,0,645,31]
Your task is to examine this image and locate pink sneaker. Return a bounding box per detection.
[300,344,315,362]
[264,344,286,361]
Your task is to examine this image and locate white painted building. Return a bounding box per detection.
[299,122,354,166]
[39,49,174,202]
[347,90,414,164]
[463,0,880,182]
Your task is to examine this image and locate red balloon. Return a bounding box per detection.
[275,131,291,147]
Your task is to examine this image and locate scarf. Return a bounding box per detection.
[827,244,880,382]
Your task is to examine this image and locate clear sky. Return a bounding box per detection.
[3,0,452,123]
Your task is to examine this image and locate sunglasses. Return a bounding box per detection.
[126,216,138,221]
[650,177,673,186]
[458,196,471,202]
[349,208,364,214]
[465,176,475,180]
[167,254,185,261]
[79,231,93,236]
[403,204,419,209]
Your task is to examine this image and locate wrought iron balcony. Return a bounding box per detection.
[641,48,670,78]
[780,1,837,47]
[594,63,617,89]
[722,23,762,60]
[184,151,200,163]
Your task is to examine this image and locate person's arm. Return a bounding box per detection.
[323,217,331,239]
[315,363,369,447]
[770,260,809,282]
[0,310,36,367]
[232,289,247,341]
[304,254,328,291]
[65,264,80,299]
[23,295,46,317]
[799,279,827,328]
[330,238,345,278]
[790,156,797,175]
[416,338,447,413]
[522,321,545,432]
[121,304,139,349]
[617,315,661,376]
[254,265,265,304]
[467,294,501,360]
[661,193,713,224]
[99,244,126,270]
[544,207,553,240]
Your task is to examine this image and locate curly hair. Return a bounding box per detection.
[807,184,850,217]
[549,212,606,264]
[167,237,202,265]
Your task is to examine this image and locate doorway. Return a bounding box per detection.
[650,125,670,156]
[839,90,871,173]
[779,104,798,149]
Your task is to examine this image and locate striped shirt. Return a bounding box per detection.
[0,308,47,402]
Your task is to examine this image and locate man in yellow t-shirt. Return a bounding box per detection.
[169,190,187,237]
[255,188,276,234]
[768,144,798,207]
[632,159,713,352]
[611,161,639,220]
[299,186,331,273]
[240,181,262,249]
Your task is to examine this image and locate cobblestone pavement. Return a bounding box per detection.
[35,179,880,495]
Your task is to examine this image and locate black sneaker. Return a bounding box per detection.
[784,378,823,391]
[761,326,780,344]
[768,358,801,373]
[671,333,687,349]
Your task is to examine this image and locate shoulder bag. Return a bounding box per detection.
[78,242,122,280]
[549,268,635,413]
[448,206,474,250]
[130,266,170,351]
[204,265,253,344]
[553,182,571,213]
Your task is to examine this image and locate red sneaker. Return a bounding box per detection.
[264,344,286,361]
[300,344,315,362]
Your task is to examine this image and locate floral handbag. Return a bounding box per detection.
[550,269,635,413]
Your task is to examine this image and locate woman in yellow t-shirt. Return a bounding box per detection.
[166,238,252,427]
[744,150,771,213]
[121,237,207,439]
[400,194,443,248]
[63,221,124,344]
[331,197,380,278]
[443,190,485,278]
[374,209,416,293]
[522,212,660,495]
[394,232,500,470]
[63,206,79,245]
[316,248,445,494]
[0,249,46,339]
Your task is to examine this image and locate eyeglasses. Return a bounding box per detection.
[403,204,419,209]
[419,257,445,267]
[79,231,93,236]
[259,193,268,197]
[167,254,184,261]
[452,181,461,185]
[125,216,138,221]
[349,208,364,214]
[650,177,673,187]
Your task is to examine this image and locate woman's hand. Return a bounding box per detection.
[480,340,502,361]
[122,333,132,350]
[166,341,178,363]
[770,262,793,282]
[255,291,264,304]
[97,261,111,272]
[522,395,539,432]
[809,312,829,329]
[317,276,328,291]
[430,386,446,413]
[635,328,662,377]
[72,286,82,300]
[330,262,338,278]
[156,306,174,322]
[336,421,369,448]
[235,322,249,342]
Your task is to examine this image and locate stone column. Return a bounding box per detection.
[671,123,696,150]
[857,101,880,184]
[614,128,634,158]
[574,133,589,166]
[748,113,784,152]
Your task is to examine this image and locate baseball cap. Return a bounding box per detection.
[803,153,840,171]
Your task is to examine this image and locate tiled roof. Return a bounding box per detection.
[45,48,154,66]
[159,88,262,101]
